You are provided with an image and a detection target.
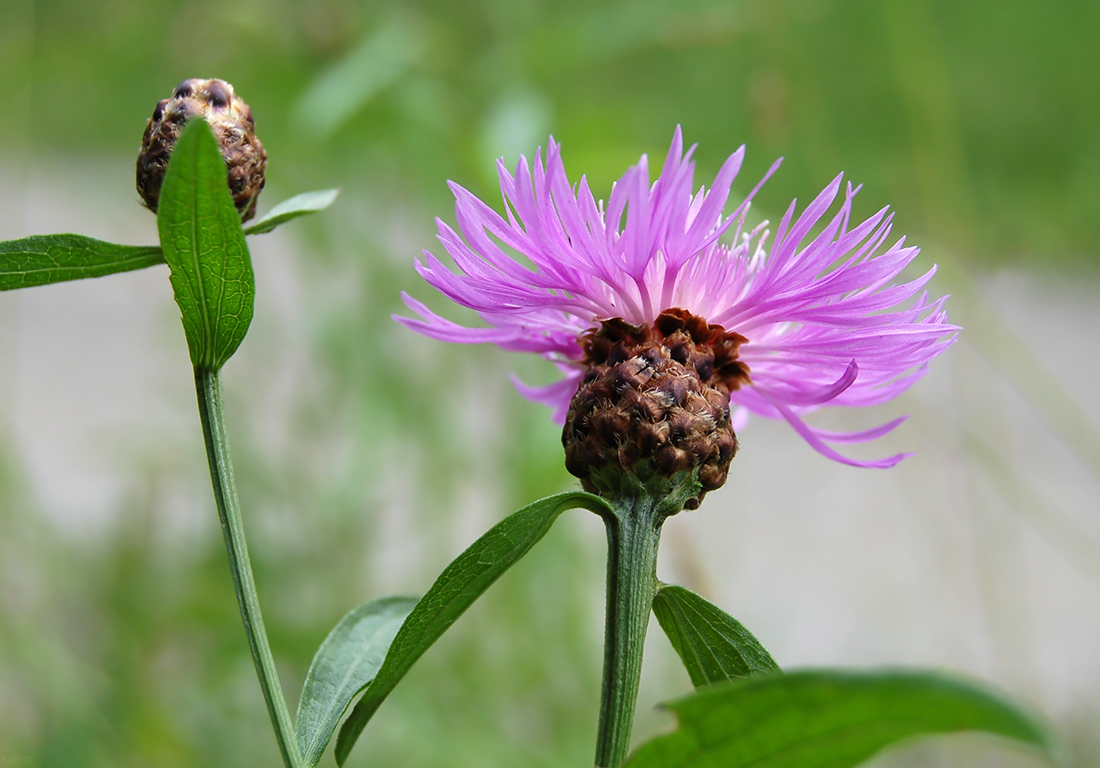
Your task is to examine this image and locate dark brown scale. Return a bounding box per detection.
[661,375,690,406]
[614,357,653,390]
[632,389,668,423]
[206,80,230,109]
[665,409,693,442]
[698,464,726,491]
[682,391,709,414]
[694,358,713,381]
[636,421,670,454]
[169,100,195,121]
[714,432,737,461]
[174,79,198,98]
[655,445,690,475]
[668,340,690,364]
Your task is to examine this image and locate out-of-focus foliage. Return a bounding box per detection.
[1,1,1097,767]
[1,0,1097,267]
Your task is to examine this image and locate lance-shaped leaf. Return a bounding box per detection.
[624,669,1059,768]
[652,584,779,688]
[296,596,418,767]
[334,490,613,766]
[0,234,163,291]
[157,118,254,371]
[0,190,335,293]
[244,188,340,235]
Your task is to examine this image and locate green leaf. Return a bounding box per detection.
[624,669,1059,768]
[243,189,340,235]
[334,490,613,766]
[157,118,254,371]
[0,189,337,292]
[652,584,780,688]
[295,596,418,767]
[0,234,163,291]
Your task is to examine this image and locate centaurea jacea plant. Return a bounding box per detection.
[352,129,1055,768]
[0,101,1056,768]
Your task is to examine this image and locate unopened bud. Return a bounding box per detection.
[562,309,751,510]
[136,78,267,221]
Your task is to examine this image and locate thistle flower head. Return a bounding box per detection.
[136,78,267,221]
[399,128,957,503]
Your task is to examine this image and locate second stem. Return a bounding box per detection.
[195,367,305,768]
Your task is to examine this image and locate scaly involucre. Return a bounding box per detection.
[398,128,957,468]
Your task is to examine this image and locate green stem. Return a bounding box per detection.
[594,495,666,768]
[195,367,305,768]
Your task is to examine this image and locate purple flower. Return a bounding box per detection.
[398,128,957,469]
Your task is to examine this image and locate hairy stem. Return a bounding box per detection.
[195,367,305,768]
[594,495,665,768]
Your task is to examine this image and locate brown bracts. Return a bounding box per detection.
[563,308,751,510]
[137,78,267,221]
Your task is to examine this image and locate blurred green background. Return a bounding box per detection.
[1,0,1098,766]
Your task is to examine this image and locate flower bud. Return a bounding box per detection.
[562,309,751,510]
[136,78,267,221]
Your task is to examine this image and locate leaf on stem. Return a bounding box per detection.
[652,584,779,688]
[333,490,612,766]
[157,118,254,371]
[624,669,1059,768]
[0,234,163,291]
[244,189,340,235]
[0,191,333,294]
[295,596,418,767]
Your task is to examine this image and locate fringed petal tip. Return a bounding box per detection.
[509,371,580,424]
[761,390,913,468]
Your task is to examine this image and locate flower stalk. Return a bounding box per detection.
[596,501,662,767]
[194,367,305,768]
[594,471,700,767]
